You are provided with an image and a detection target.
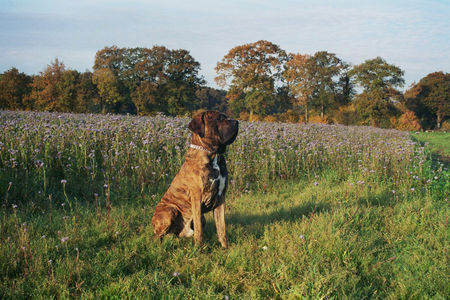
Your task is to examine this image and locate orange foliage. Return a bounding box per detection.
[309,115,331,124]
[239,111,249,121]
[263,115,278,122]
[392,110,421,131]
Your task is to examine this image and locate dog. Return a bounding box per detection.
[151,111,239,248]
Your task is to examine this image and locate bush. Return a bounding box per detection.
[333,104,358,125]
[309,115,331,124]
[276,109,302,123]
[393,110,422,131]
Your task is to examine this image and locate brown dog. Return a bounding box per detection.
[151,111,239,248]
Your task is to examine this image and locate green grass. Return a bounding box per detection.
[412,131,450,160]
[1,168,448,299]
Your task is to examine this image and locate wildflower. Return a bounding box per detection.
[61,179,67,184]
[61,202,66,207]
[35,160,44,168]
[173,271,181,277]
[262,246,268,251]
[42,235,46,239]
[48,259,53,264]
[392,190,396,194]
[12,204,18,209]
[104,184,108,188]
[61,237,69,243]
[313,182,319,186]
[410,188,415,191]
[299,234,305,239]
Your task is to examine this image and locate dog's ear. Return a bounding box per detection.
[188,112,205,137]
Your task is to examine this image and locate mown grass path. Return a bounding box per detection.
[412,132,450,165]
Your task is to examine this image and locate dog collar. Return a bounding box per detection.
[189,144,213,154]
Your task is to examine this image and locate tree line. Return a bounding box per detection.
[1,41,448,130]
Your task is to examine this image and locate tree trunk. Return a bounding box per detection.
[305,105,309,123]
[437,113,441,129]
[321,104,324,119]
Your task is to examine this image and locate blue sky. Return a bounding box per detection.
[1,0,449,89]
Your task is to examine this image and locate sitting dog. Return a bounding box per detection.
[151,111,239,248]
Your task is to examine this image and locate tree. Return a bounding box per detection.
[94,45,204,115]
[349,57,404,127]
[305,51,348,119]
[0,68,32,110]
[92,68,124,114]
[29,58,81,112]
[195,87,228,113]
[284,51,349,122]
[93,46,132,113]
[57,70,79,112]
[283,53,313,122]
[75,71,99,113]
[215,40,287,119]
[164,49,205,115]
[405,72,449,129]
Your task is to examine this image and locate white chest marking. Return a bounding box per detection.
[211,156,226,197]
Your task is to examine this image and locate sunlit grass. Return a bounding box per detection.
[412,131,450,158]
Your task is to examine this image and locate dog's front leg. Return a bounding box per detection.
[214,202,228,248]
[191,192,203,246]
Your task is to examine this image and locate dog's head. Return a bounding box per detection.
[188,111,239,153]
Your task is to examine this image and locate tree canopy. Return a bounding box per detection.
[215,40,288,119]
[405,72,449,129]
[349,57,405,127]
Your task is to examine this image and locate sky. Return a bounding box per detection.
[1,0,449,90]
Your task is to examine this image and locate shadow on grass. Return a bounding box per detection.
[226,201,330,239]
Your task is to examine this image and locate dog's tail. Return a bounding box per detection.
[151,201,178,237]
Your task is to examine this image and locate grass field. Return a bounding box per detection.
[1,111,448,299]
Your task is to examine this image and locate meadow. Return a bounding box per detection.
[0,110,448,299]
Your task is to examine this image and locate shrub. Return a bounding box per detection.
[394,110,422,131]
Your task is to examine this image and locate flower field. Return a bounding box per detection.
[0,110,448,298]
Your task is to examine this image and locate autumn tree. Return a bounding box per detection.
[28,59,81,112]
[0,68,32,110]
[405,72,449,129]
[215,40,288,119]
[349,57,404,127]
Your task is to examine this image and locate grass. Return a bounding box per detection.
[0,111,448,298]
[412,131,450,164]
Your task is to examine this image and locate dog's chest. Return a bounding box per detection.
[202,155,227,210]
